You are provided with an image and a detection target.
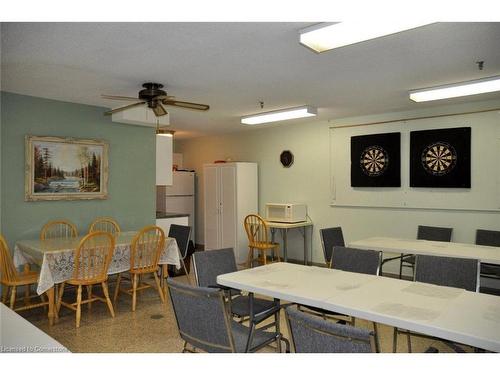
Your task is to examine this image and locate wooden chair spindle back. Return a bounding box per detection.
[244,214,270,246]
[89,217,121,238]
[40,220,78,241]
[72,231,114,283]
[130,226,165,274]
[0,234,18,283]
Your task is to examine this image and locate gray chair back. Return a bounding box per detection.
[475,229,500,247]
[168,224,191,259]
[331,246,381,275]
[285,306,375,353]
[414,254,479,292]
[192,248,237,287]
[320,227,345,264]
[166,278,235,352]
[417,225,452,242]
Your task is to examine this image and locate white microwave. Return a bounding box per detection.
[265,203,307,223]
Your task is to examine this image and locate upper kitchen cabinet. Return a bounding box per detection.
[156,134,173,185]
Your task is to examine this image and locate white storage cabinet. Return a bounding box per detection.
[203,162,258,264]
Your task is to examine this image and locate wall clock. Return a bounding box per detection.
[280,150,294,168]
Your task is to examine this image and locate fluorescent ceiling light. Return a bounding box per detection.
[299,22,434,53]
[409,76,500,102]
[241,106,317,125]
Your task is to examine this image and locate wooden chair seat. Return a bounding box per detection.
[2,271,39,286]
[1,234,49,313]
[248,242,280,250]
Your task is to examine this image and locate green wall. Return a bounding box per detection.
[0,92,156,248]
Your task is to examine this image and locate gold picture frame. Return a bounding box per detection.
[25,135,109,201]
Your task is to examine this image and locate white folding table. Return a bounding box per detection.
[0,303,69,353]
[349,237,500,265]
[217,262,500,352]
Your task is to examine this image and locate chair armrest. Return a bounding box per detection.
[251,304,281,324]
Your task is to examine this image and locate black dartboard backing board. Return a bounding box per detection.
[351,132,401,187]
[410,127,471,188]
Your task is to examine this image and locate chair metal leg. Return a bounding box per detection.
[113,273,122,303]
[407,331,412,353]
[245,322,256,353]
[9,286,17,309]
[245,292,255,353]
[399,257,404,279]
[101,282,115,318]
[180,258,192,285]
[132,274,138,312]
[393,327,398,353]
[76,285,82,328]
[274,298,282,353]
[153,272,165,303]
[373,322,381,353]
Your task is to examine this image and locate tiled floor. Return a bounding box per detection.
[18,274,472,353]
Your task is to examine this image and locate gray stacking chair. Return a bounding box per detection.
[331,246,381,275]
[475,229,500,281]
[320,227,345,265]
[167,278,280,353]
[286,306,377,353]
[299,246,381,350]
[394,254,479,353]
[168,224,192,284]
[192,248,278,321]
[399,225,453,279]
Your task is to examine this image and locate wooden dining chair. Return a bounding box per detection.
[56,231,115,328]
[40,220,78,240]
[114,225,165,311]
[89,217,121,238]
[244,214,280,268]
[1,234,48,312]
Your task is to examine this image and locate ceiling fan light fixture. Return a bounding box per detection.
[241,105,317,125]
[409,75,500,102]
[299,21,434,53]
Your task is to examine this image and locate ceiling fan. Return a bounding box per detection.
[102,82,210,117]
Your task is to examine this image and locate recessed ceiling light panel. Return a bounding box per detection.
[241,105,317,125]
[299,21,434,53]
[409,76,500,102]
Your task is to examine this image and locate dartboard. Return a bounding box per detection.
[421,141,457,176]
[360,145,389,176]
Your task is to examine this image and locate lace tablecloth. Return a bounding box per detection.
[13,231,181,295]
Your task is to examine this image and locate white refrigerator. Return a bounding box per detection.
[164,171,195,242]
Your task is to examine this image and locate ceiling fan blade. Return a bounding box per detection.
[155,95,176,101]
[101,94,141,101]
[152,103,168,117]
[104,101,145,115]
[162,100,210,111]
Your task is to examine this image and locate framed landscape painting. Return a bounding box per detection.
[25,135,109,201]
